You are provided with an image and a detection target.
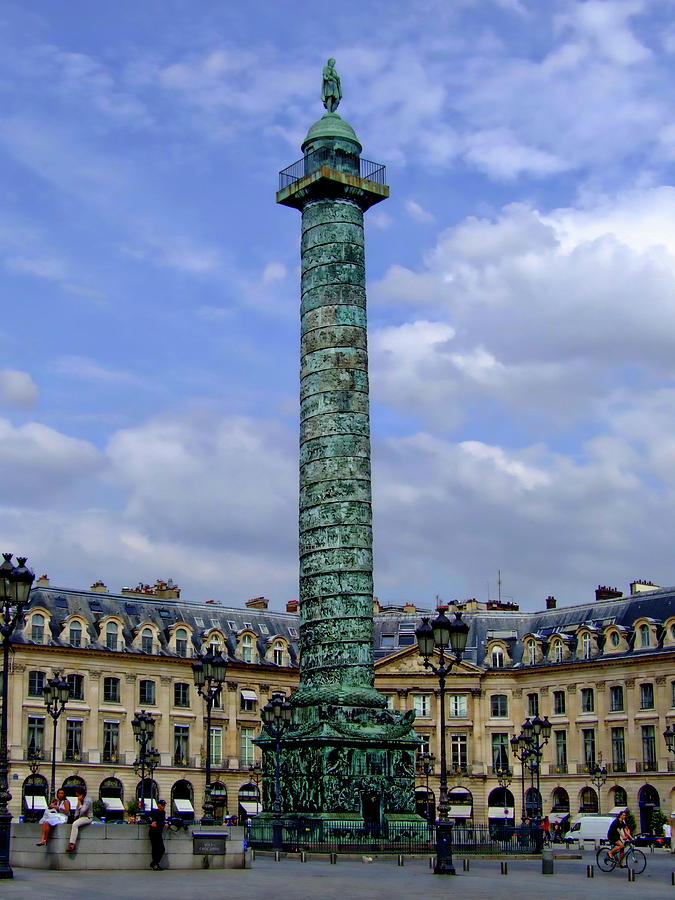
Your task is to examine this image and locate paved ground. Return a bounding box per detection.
[3,850,675,899]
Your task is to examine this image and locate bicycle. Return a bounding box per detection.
[596,841,647,875]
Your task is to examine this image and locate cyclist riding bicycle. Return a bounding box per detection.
[607,810,632,866]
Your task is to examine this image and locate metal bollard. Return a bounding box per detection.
[274,850,281,862]
[330,852,337,865]
[429,857,434,869]
[501,861,508,875]
[463,858,470,871]
[627,868,636,882]
[586,865,594,878]
[672,871,675,886]
[300,851,307,863]
[397,854,404,866]
[542,847,554,875]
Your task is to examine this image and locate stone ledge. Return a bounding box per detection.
[11,823,251,870]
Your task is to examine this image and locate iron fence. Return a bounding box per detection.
[248,819,539,855]
[279,148,386,190]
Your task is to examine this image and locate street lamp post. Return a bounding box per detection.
[416,750,436,841]
[0,554,35,879]
[415,609,470,875]
[510,716,551,848]
[131,710,156,818]
[192,649,227,824]
[42,674,70,801]
[664,724,675,756]
[588,753,608,815]
[261,691,292,851]
[248,762,262,814]
[495,766,512,838]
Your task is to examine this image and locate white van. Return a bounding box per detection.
[563,814,617,848]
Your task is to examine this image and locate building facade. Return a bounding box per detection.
[3,576,674,831]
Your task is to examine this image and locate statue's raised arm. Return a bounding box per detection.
[321,58,342,113]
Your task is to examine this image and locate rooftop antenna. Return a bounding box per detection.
[497,570,502,604]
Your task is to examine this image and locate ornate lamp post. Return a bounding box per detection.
[664,724,675,756]
[248,762,262,814]
[495,765,512,837]
[416,750,436,841]
[588,753,608,814]
[131,710,156,817]
[43,673,70,801]
[415,608,469,875]
[0,553,35,879]
[261,691,292,850]
[192,649,227,824]
[510,715,551,849]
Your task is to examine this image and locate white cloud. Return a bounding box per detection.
[262,262,287,283]
[5,255,67,280]
[0,369,37,407]
[405,200,435,223]
[51,356,141,385]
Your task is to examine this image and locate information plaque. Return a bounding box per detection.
[192,832,228,855]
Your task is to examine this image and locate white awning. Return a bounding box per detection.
[447,805,472,818]
[488,807,515,818]
[548,812,570,824]
[608,806,627,815]
[448,787,471,795]
[103,798,125,811]
[140,799,158,810]
[241,689,257,702]
[25,795,48,810]
[173,798,194,813]
[239,800,260,815]
[415,787,433,794]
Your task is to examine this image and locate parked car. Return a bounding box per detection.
[633,832,670,848]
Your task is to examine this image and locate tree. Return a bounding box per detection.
[625,808,637,834]
[650,808,667,835]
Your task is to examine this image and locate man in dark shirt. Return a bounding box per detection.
[607,810,631,866]
[148,799,167,870]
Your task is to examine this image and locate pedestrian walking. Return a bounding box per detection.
[148,798,167,870]
[66,786,93,852]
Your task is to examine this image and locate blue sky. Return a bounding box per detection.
[3,0,675,610]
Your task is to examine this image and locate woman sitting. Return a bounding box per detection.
[36,788,70,845]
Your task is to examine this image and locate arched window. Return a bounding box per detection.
[241,634,253,663]
[526,641,536,665]
[580,787,598,812]
[238,781,261,821]
[551,787,569,812]
[22,774,48,822]
[62,775,87,801]
[613,786,627,807]
[136,779,159,809]
[171,780,195,821]
[176,628,188,657]
[553,641,563,663]
[273,642,284,666]
[581,633,591,659]
[69,620,82,647]
[208,634,221,654]
[210,782,227,822]
[31,614,45,643]
[491,646,504,668]
[639,624,650,648]
[106,621,118,651]
[610,630,620,647]
[99,777,124,817]
[141,628,153,654]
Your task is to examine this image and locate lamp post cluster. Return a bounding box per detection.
[192,649,227,824]
[0,553,35,880]
[132,710,160,817]
[415,608,469,875]
[510,715,552,837]
[261,691,292,850]
[43,674,70,801]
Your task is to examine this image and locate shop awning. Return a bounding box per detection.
[488,807,515,819]
[241,690,257,702]
[415,787,433,794]
[173,798,194,813]
[25,795,48,810]
[239,800,260,816]
[103,798,125,811]
[141,799,158,810]
[608,806,627,815]
[447,805,472,818]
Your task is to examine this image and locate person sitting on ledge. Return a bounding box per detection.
[66,786,93,852]
[36,788,70,845]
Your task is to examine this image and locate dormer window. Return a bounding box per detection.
[491,646,504,668]
[273,642,284,666]
[610,631,620,647]
[526,640,536,665]
[31,614,45,643]
[553,641,563,663]
[581,633,591,660]
[639,623,650,648]
[176,628,188,657]
[241,634,253,663]
[106,621,118,651]
[69,621,82,647]
[141,628,153,654]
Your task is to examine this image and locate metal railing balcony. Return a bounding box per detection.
[64,750,88,763]
[279,147,386,191]
[636,760,658,773]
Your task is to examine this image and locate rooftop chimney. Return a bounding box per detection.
[90,580,108,593]
[403,602,416,614]
[286,599,299,613]
[595,585,622,602]
[630,580,660,595]
[35,575,50,587]
[545,595,556,609]
[246,596,269,610]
